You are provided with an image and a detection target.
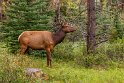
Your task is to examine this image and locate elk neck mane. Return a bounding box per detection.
[52,28,66,45]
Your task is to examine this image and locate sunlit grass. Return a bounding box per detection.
[0,42,124,83]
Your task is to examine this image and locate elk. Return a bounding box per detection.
[18,22,76,67]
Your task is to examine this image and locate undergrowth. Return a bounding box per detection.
[0,40,124,82]
[53,39,124,68]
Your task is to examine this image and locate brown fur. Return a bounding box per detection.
[18,22,76,67]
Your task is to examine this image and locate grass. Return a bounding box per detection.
[0,42,124,83]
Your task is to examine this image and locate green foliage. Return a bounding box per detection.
[52,40,124,68]
[108,1,124,40]
[1,57,26,83]
[53,42,75,61]
[95,0,124,42]
[76,53,109,68]
[1,42,124,82]
[3,0,54,53]
[113,10,124,39]
[0,53,43,83]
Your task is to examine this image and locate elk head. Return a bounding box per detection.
[61,22,76,33]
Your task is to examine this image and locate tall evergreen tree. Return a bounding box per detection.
[3,0,54,53]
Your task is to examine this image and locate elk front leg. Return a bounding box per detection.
[46,48,52,67]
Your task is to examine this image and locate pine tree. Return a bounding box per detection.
[3,0,54,53]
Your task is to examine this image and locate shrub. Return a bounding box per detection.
[75,53,109,68]
[52,41,124,68]
[0,56,26,83]
[53,42,75,61]
[0,55,44,83]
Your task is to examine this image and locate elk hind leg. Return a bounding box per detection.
[20,45,28,55]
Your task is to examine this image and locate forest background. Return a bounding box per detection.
[0,0,124,82]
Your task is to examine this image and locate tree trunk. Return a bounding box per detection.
[0,0,3,20]
[53,0,61,31]
[86,0,96,54]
